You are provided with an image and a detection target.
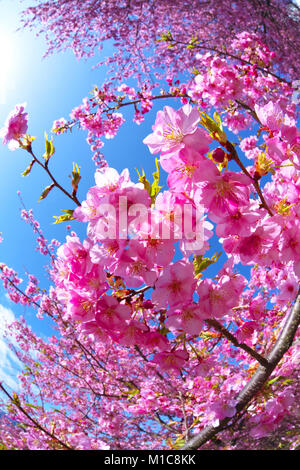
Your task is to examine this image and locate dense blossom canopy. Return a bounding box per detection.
[22,0,300,83]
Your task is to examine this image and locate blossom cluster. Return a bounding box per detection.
[0,24,299,449]
[48,94,300,378]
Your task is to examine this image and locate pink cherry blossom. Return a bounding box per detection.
[151,260,196,308]
[94,167,132,194]
[142,331,169,351]
[239,135,258,159]
[273,276,299,303]
[223,221,282,265]
[197,273,246,319]
[135,219,175,267]
[235,321,258,345]
[209,204,262,238]
[66,289,97,322]
[194,171,252,217]
[0,103,28,150]
[278,221,300,264]
[194,357,216,377]
[110,240,158,288]
[95,295,131,331]
[189,56,243,108]
[143,103,211,157]
[55,235,94,279]
[165,303,205,335]
[254,101,284,131]
[208,399,237,428]
[111,320,149,346]
[248,294,267,321]
[89,238,127,270]
[52,117,67,134]
[165,148,218,192]
[151,349,189,373]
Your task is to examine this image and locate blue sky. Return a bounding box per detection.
[0,2,103,333]
[0,1,184,348]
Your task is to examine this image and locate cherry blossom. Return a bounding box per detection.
[143,104,211,159]
[151,260,196,308]
[0,103,28,150]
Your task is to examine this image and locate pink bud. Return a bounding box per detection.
[212,147,226,163]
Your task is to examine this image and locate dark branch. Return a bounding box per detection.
[183,289,300,449]
[206,319,269,367]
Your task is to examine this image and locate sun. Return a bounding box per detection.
[0,31,16,104]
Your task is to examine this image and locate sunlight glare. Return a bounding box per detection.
[0,32,16,104]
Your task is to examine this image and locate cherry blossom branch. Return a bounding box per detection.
[123,284,153,300]
[65,91,188,132]
[0,265,41,309]
[104,92,188,112]
[134,345,178,393]
[179,391,190,441]
[64,91,275,221]
[206,319,269,367]
[225,140,274,216]
[17,193,55,260]
[154,412,179,434]
[163,36,291,85]
[0,384,73,450]
[183,289,300,449]
[0,266,142,397]
[234,99,261,124]
[25,145,81,206]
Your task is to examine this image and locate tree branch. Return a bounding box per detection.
[225,140,274,216]
[165,37,291,85]
[206,319,269,367]
[182,289,300,449]
[26,146,81,207]
[0,384,73,450]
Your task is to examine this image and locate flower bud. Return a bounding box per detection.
[212,147,226,163]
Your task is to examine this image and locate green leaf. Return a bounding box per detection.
[199,110,227,145]
[38,183,55,202]
[213,111,223,131]
[136,168,151,194]
[126,388,140,400]
[43,132,55,162]
[193,252,222,277]
[172,437,186,449]
[21,159,35,177]
[150,158,162,204]
[12,393,21,407]
[159,326,170,336]
[267,376,280,386]
[24,403,42,410]
[157,31,173,42]
[53,209,75,224]
[136,158,162,205]
[71,162,81,197]
[281,379,293,386]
